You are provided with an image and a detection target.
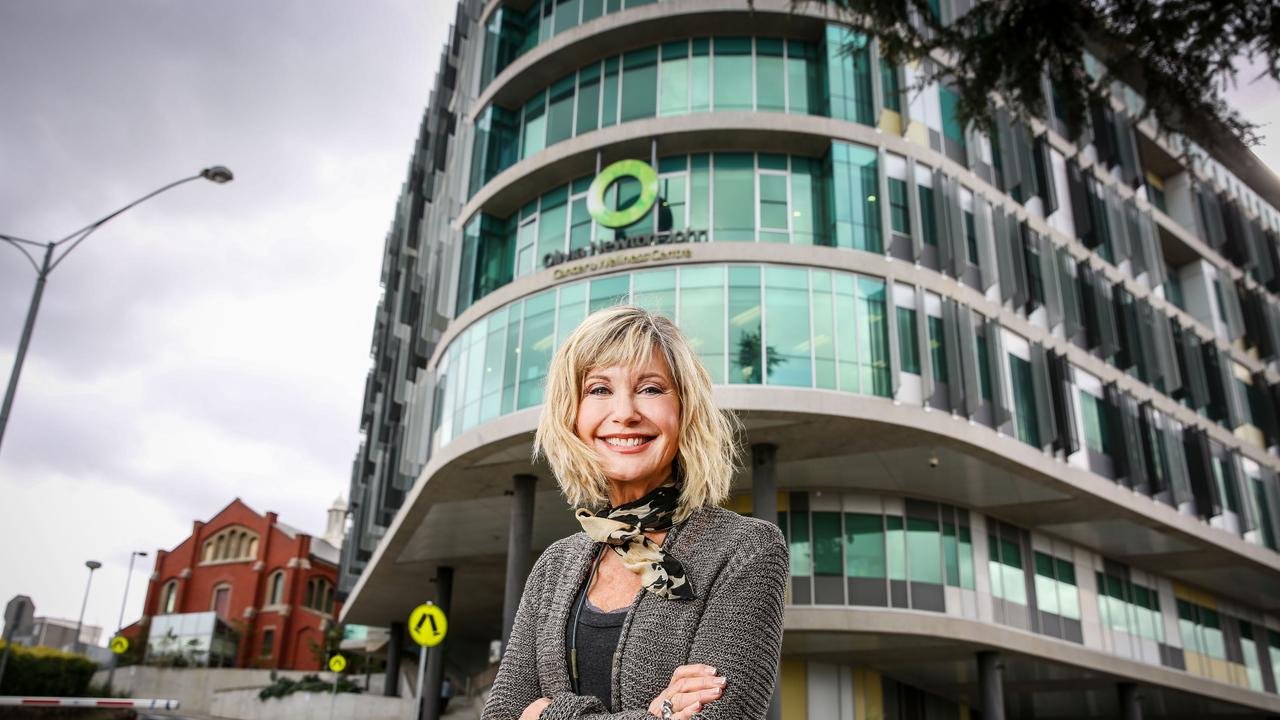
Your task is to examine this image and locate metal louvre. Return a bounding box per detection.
[1048,350,1079,455]
[973,194,998,291]
[1138,402,1168,497]
[917,288,934,403]
[958,305,982,418]
[1263,468,1280,550]
[1204,343,1244,430]
[1066,160,1095,248]
[1058,247,1084,338]
[987,318,1011,427]
[1164,417,1195,510]
[1136,209,1167,286]
[1111,284,1141,373]
[1079,263,1121,359]
[993,206,1020,305]
[1033,134,1058,214]
[1174,323,1211,410]
[1008,216,1032,308]
[1105,186,1132,265]
[1218,266,1246,340]
[1255,372,1280,447]
[1038,232,1065,328]
[942,299,966,412]
[933,169,955,275]
[887,277,902,397]
[906,158,925,262]
[1152,308,1182,396]
[1116,118,1144,188]
[1232,454,1255,534]
[1135,297,1162,386]
[1029,342,1058,450]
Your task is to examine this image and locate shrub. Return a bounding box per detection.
[0,641,97,697]
[257,674,362,701]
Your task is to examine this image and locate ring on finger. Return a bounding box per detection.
[661,699,674,720]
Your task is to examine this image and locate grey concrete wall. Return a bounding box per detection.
[210,687,414,720]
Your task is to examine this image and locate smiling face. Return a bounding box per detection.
[575,348,682,506]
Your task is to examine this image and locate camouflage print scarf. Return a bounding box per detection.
[575,482,693,601]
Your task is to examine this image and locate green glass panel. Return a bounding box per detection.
[918,185,937,246]
[942,521,959,587]
[813,511,842,576]
[1010,354,1040,447]
[620,47,658,122]
[825,26,874,125]
[713,153,756,241]
[888,177,909,234]
[835,274,858,392]
[589,274,630,313]
[633,269,676,319]
[957,526,974,589]
[756,43,785,112]
[729,265,763,384]
[830,142,882,252]
[570,198,593,252]
[690,52,711,113]
[1080,391,1109,454]
[886,515,906,581]
[713,37,752,111]
[787,40,820,115]
[928,315,946,383]
[939,86,966,148]
[791,158,823,246]
[501,301,522,414]
[536,187,569,264]
[556,282,586,348]
[897,306,920,374]
[790,509,811,576]
[760,174,789,231]
[880,58,900,112]
[517,292,556,409]
[764,266,811,387]
[659,53,689,116]
[658,175,687,232]
[581,0,603,22]
[976,333,992,400]
[759,153,787,171]
[546,74,576,145]
[856,277,890,397]
[812,270,836,390]
[689,154,710,232]
[845,513,885,578]
[521,92,547,158]
[480,307,507,423]
[601,56,619,127]
[576,63,601,135]
[964,211,978,264]
[906,517,942,584]
[679,266,725,383]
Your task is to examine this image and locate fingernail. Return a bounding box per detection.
[716,677,727,685]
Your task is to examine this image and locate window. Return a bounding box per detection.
[1178,599,1225,660]
[1080,391,1110,455]
[159,580,178,615]
[267,571,285,606]
[729,266,763,384]
[928,316,946,383]
[888,178,910,235]
[713,153,756,241]
[825,26,874,125]
[201,526,259,564]
[907,516,943,584]
[831,143,882,252]
[756,38,785,112]
[880,58,900,112]
[988,532,1028,605]
[305,577,336,615]
[845,513,885,579]
[713,37,752,111]
[261,628,275,658]
[1009,354,1040,447]
[918,186,937,246]
[679,266,725,383]
[897,307,920,374]
[938,86,967,158]
[211,584,231,619]
[856,278,891,397]
[964,210,978,264]
[1033,552,1080,620]
[620,47,658,122]
[659,41,689,116]
[764,267,812,387]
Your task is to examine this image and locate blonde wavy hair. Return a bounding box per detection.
[533,304,740,519]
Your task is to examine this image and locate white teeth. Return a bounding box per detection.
[604,437,649,447]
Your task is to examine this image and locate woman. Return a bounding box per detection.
[482,305,788,720]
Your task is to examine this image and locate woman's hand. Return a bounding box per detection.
[647,664,726,719]
[518,697,550,720]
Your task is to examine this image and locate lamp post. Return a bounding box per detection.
[0,166,233,455]
[74,560,102,655]
[104,550,147,692]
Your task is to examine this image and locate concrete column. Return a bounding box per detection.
[977,651,1006,720]
[421,566,453,720]
[502,474,537,648]
[752,443,782,720]
[1118,683,1143,720]
[384,620,404,697]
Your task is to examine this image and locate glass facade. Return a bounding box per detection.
[435,263,891,449]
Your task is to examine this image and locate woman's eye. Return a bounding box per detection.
[640,386,664,395]
[587,386,610,396]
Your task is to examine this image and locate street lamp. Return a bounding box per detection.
[0,167,234,455]
[74,560,102,655]
[104,550,147,692]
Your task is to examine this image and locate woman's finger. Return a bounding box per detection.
[673,700,703,720]
[671,686,724,711]
[673,675,726,696]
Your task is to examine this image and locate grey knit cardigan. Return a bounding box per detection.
[481,505,788,720]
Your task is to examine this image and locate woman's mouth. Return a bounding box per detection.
[600,436,655,452]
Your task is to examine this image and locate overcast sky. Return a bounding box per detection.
[0,0,443,641]
[0,1,1277,649]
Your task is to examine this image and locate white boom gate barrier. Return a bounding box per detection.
[0,697,181,709]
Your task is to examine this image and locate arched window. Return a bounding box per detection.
[159,580,178,614]
[305,577,335,615]
[200,526,260,564]
[211,583,232,618]
[267,571,285,606]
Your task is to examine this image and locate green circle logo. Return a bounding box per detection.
[587,159,659,229]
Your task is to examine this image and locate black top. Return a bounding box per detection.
[574,596,626,711]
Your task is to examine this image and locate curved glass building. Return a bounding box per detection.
[339,1,1280,717]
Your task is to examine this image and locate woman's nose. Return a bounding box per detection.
[609,391,642,423]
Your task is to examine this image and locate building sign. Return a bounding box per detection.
[544,159,706,271]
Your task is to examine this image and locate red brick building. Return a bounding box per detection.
[132,498,344,670]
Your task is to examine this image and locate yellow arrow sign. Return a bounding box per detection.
[408,603,447,647]
[328,654,347,673]
[110,636,129,655]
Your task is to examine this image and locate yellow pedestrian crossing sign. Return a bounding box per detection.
[110,637,129,655]
[408,602,447,647]
[328,654,346,673]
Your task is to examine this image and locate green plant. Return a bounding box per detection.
[0,641,97,697]
[257,673,363,701]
